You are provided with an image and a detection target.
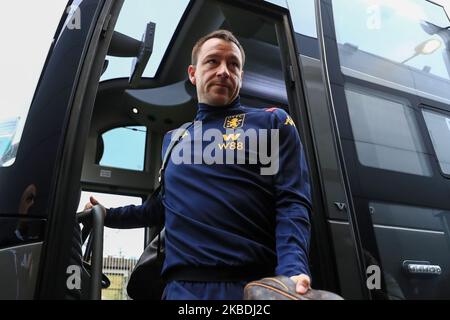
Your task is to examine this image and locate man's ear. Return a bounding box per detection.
[188,65,196,85]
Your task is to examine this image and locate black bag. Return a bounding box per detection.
[126,187,166,300]
[126,236,165,299]
[126,123,192,300]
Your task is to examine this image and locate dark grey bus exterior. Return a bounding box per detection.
[1,0,449,300]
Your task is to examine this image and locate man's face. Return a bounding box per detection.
[188,38,244,106]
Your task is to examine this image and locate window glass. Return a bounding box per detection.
[99,126,147,171]
[77,191,144,300]
[332,0,450,103]
[428,0,450,19]
[101,0,191,81]
[0,1,67,166]
[287,0,317,37]
[345,86,432,176]
[422,108,450,175]
[265,0,287,8]
[370,200,447,230]
[0,118,19,166]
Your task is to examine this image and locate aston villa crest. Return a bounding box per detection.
[224,114,245,129]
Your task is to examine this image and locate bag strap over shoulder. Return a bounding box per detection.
[155,121,193,254]
[127,123,194,300]
[158,121,194,186]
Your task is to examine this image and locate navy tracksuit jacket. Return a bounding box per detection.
[105,97,312,300]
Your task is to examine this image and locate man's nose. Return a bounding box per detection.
[216,61,230,78]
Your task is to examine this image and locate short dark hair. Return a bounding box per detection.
[191,29,245,67]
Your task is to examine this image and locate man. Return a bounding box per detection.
[86,30,312,300]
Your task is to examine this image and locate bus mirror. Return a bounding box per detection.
[108,31,142,57]
[129,22,156,88]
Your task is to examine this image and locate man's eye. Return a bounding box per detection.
[229,62,240,68]
[207,59,217,64]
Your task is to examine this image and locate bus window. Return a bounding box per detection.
[345,85,432,176]
[0,1,66,167]
[331,0,450,104]
[287,0,317,38]
[98,126,147,172]
[101,0,190,81]
[422,108,450,176]
[265,0,287,8]
[320,0,450,300]
[77,191,144,300]
[0,118,19,166]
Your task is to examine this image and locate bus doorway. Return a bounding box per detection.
[76,0,333,299]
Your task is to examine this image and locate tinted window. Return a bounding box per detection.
[0,1,67,166]
[332,0,450,104]
[422,108,450,175]
[345,86,432,176]
[99,126,147,171]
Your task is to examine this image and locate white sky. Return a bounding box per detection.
[0,1,67,121]
[429,0,450,18]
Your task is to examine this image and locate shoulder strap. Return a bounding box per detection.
[155,122,193,254]
[158,121,194,185]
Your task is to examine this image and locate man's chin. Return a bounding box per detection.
[204,95,232,107]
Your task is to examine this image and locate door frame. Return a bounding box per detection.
[37,0,125,299]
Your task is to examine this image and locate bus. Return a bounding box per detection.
[1,0,449,300]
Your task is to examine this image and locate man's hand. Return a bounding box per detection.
[81,196,106,228]
[83,196,106,217]
[290,274,311,295]
[84,196,100,211]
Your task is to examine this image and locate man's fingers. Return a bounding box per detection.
[83,196,100,211]
[290,274,311,295]
[88,196,106,218]
[296,277,310,294]
[90,196,99,205]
